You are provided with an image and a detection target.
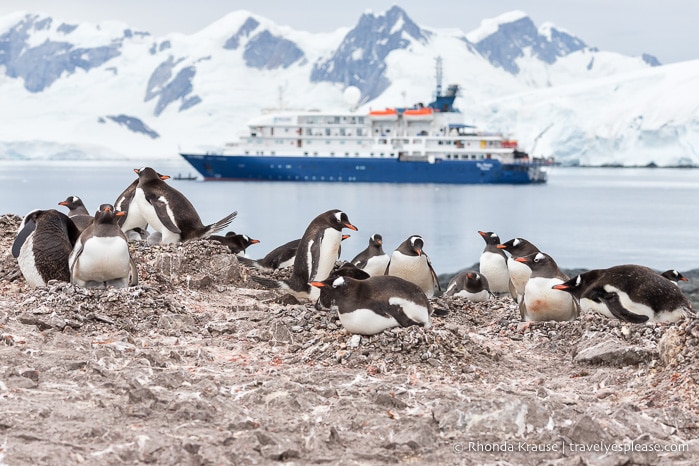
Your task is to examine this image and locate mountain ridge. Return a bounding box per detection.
[0,6,695,167]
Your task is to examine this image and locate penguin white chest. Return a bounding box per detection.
[17,234,45,288]
[388,254,433,296]
[310,229,341,281]
[134,189,181,243]
[479,252,509,293]
[523,277,576,321]
[73,237,131,281]
[119,197,146,232]
[363,254,390,277]
[508,258,532,295]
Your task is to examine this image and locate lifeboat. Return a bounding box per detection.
[403,107,433,120]
[369,108,399,121]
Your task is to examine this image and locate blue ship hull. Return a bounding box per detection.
[180,153,547,185]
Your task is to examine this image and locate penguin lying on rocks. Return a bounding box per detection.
[553,264,693,323]
[444,271,493,302]
[310,275,431,335]
[515,252,579,322]
[209,232,260,255]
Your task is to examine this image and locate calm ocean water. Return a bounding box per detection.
[2,158,699,275]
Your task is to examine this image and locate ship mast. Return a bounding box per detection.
[435,56,443,98]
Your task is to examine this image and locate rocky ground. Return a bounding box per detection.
[1,213,698,465]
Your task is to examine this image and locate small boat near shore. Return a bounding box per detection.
[181,63,550,185]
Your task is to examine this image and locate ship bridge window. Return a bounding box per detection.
[304,152,309,156]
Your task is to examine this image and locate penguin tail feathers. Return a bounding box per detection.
[239,257,275,272]
[201,211,238,238]
[252,275,289,291]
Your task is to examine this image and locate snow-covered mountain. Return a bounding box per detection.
[0,6,695,166]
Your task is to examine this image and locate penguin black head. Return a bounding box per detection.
[408,235,424,256]
[94,204,125,224]
[661,269,688,283]
[134,167,171,183]
[478,231,501,246]
[370,233,383,247]
[552,270,604,298]
[497,237,540,257]
[328,210,358,232]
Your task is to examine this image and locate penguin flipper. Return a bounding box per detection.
[12,217,37,258]
[508,278,519,302]
[597,291,649,323]
[147,197,181,234]
[426,255,442,292]
[128,258,139,286]
[373,301,421,328]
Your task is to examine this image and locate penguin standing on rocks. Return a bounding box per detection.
[515,252,579,322]
[385,235,441,298]
[69,204,138,288]
[58,196,94,233]
[12,209,81,287]
[553,265,694,323]
[497,237,541,303]
[310,275,431,335]
[252,209,357,301]
[133,167,237,244]
[115,171,170,237]
[350,233,390,277]
[477,230,510,294]
[444,271,492,302]
[209,232,260,256]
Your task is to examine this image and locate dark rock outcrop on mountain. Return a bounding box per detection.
[311,5,431,102]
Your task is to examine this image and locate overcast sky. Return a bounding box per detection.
[0,0,696,64]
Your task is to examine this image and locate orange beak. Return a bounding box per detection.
[514,257,528,263]
[496,244,507,249]
[552,284,569,290]
[309,281,326,288]
[250,239,260,244]
[116,211,126,217]
[344,223,358,231]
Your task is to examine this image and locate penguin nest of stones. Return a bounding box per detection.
[1,213,699,384]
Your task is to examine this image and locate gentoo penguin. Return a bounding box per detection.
[240,234,351,270]
[252,209,357,301]
[444,271,492,302]
[350,233,390,277]
[515,252,579,322]
[310,275,431,335]
[553,265,694,323]
[317,261,371,309]
[12,209,81,287]
[385,235,441,298]
[477,231,510,294]
[661,269,688,286]
[497,237,541,303]
[239,238,301,270]
[133,167,237,243]
[209,232,260,256]
[69,204,137,288]
[115,171,170,236]
[58,196,93,233]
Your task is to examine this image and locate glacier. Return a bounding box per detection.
[0,7,696,167]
